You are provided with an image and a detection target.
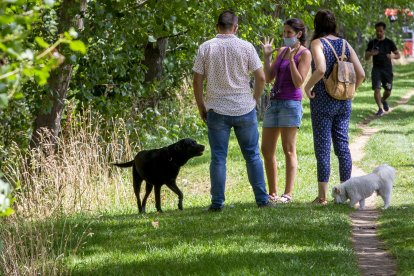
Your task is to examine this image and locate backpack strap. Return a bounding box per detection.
[340,39,347,61]
[320,38,339,62]
[321,38,349,61]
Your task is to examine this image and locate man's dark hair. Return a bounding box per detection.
[375,22,386,30]
[311,9,338,40]
[217,10,238,30]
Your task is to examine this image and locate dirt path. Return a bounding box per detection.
[348,90,414,276]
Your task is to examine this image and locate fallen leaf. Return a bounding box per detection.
[151,221,159,229]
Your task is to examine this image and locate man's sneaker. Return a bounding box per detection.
[207,205,223,212]
[258,201,277,208]
[382,100,389,111]
[375,109,384,116]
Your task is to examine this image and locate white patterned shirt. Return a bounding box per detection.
[192,34,262,116]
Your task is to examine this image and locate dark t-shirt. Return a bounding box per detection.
[366,38,397,68]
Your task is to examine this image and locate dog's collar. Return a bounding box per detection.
[166,148,180,167]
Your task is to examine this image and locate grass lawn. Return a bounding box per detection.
[355,63,414,276]
[67,204,356,275]
[11,63,412,275]
[65,63,414,275]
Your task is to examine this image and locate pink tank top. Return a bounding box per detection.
[270,48,306,101]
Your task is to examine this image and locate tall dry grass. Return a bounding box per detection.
[0,111,139,275]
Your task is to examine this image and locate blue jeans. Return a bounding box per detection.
[206,109,268,208]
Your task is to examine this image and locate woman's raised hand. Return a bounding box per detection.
[261,37,278,58]
[288,45,300,60]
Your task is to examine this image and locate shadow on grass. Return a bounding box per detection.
[65,202,358,275]
[71,250,348,275]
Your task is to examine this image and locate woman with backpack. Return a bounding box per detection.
[304,9,365,205]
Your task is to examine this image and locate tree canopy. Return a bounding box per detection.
[0,0,413,166]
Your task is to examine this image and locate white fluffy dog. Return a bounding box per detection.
[332,164,396,210]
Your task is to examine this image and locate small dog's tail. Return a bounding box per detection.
[112,161,134,168]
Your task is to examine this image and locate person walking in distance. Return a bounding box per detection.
[261,18,311,203]
[193,10,273,211]
[365,22,400,116]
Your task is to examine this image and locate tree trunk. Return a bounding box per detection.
[30,0,86,150]
[143,38,167,83]
[30,64,73,149]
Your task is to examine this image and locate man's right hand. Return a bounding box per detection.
[198,107,207,123]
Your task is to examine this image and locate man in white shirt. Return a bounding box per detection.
[193,10,271,211]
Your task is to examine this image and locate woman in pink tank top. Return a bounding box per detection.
[261,18,311,203]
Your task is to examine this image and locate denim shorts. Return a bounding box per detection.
[262,99,303,128]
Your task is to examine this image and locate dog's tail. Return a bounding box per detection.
[112,161,134,168]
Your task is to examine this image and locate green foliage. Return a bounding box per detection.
[0,0,87,170]
[72,0,282,112]
[78,90,207,152]
[1,0,413,166]
[0,0,86,108]
[4,0,411,160]
[62,0,288,155]
[325,0,414,54]
[71,0,413,120]
[0,178,14,217]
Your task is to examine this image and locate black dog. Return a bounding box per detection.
[113,138,205,213]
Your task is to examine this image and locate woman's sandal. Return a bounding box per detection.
[268,194,280,202]
[279,194,292,203]
[312,197,328,205]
